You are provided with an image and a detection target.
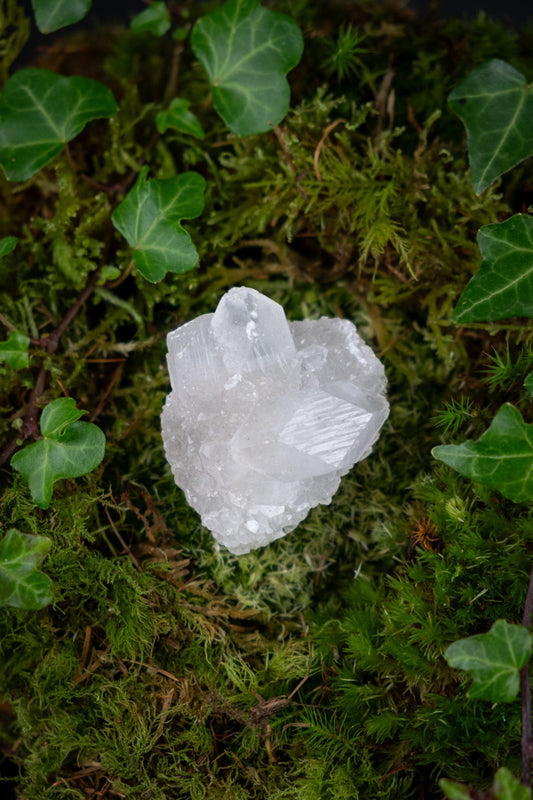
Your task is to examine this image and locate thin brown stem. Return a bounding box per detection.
[0,269,102,467]
[163,42,184,106]
[0,312,17,332]
[0,366,46,467]
[521,561,533,787]
[41,268,102,354]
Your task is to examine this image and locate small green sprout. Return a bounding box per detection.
[321,24,367,83]
[433,396,474,435]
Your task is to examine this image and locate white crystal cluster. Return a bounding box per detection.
[161,287,389,555]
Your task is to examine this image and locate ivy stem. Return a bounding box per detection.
[521,560,533,787]
[37,268,102,354]
[0,311,17,332]
[0,268,101,468]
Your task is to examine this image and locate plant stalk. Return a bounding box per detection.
[0,269,101,468]
[521,560,533,787]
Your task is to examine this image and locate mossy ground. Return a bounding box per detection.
[1,1,533,798]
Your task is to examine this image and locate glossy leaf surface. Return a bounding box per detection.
[111,167,205,282]
[0,69,118,182]
[31,0,91,33]
[433,404,533,503]
[130,2,171,36]
[156,98,205,138]
[445,619,531,702]
[0,529,52,610]
[0,236,18,257]
[449,59,533,194]
[11,397,106,509]
[191,0,303,136]
[0,330,30,369]
[453,215,533,323]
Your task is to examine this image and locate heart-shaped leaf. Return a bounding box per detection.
[449,59,533,194]
[131,1,171,36]
[31,0,91,34]
[111,166,205,283]
[444,619,532,702]
[0,236,18,257]
[432,404,533,503]
[191,0,303,136]
[453,214,533,323]
[11,397,106,509]
[0,529,52,610]
[0,68,118,182]
[156,98,205,139]
[0,330,30,369]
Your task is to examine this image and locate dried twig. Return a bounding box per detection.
[313,119,346,181]
[104,505,141,571]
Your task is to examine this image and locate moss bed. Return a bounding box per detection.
[1,1,533,798]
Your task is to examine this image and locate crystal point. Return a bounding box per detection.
[161,287,389,555]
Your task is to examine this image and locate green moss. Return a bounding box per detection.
[2,1,533,797]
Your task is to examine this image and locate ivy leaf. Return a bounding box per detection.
[191,0,303,136]
[0,236,18,257]
[444,619,532,703]
[449,59,533,194]
[156,98,205,139]
[31,0,91,34]
[0,330,30,369]
[439,779,472,800]
[453,215,533,323]
[0,69,118,182]
[493,769,532,800]
[11,397,106,510]
[111,166,205,283]
[130,2,171,36]
[0,529,53,610]
[440,769,531,800]
[432,404,533,503]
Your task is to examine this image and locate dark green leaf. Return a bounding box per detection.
[40,396,85,436]
[11,397,106,509]
[0,529,52,610]
[433,404,533,503]
[445,619,531,702]
[31,0,91,34]
[0,330,29,369]
[449,59,533,194]
[111,166,205,283]
[525,373,533,397]
[0,69,118,182]
[453,215,533,323]
[130,2,171,36]
[0,236,18,257]
[191,0,303,136]
[156,98,205,138]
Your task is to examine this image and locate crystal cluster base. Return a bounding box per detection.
[161,287,389,555]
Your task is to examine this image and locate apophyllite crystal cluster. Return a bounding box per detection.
[161,288,389,555]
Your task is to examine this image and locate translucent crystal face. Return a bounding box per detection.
[161,287,389,555]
